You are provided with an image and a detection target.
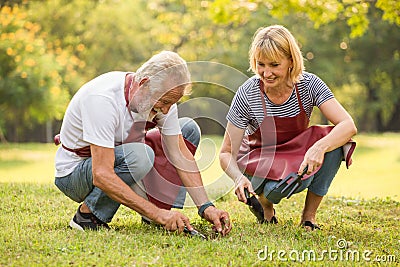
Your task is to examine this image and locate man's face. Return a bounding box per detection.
[130,84,184,116]
[151,86,184,114]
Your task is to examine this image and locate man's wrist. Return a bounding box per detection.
[198,201,215,218]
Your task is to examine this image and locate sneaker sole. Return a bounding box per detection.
[69,218,84,231]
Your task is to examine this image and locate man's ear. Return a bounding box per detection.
[139,77,149,87]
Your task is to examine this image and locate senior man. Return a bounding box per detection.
[54,51,231,236]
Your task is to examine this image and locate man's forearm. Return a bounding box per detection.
[163,135,211,207]
[176,167,210,208]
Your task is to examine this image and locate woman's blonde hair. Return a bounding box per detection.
[249,25,304,83]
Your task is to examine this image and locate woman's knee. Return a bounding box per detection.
[316,147,343,179]
[179,117,201,146]
[308,147,343,195]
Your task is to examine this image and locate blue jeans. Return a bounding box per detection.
[55,117,201,223]
[248,147,343,204]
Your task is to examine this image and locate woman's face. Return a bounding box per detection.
[256,55,293,90]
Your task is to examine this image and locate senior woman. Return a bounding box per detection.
[219,25,357,230]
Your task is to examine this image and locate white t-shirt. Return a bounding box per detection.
[55,71,181,177]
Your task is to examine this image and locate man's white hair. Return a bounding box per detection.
[135,51,191,97]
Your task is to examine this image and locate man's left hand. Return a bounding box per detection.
[203,206,232,236]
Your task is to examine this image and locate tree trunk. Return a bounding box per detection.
[0,128,7,144]
[384,100,400,131]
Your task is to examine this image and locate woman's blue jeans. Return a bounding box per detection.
[248,147,343,204]
[55,117,201,223]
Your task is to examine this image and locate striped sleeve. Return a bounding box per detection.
[307,73,334,107]
[226,85,251,129]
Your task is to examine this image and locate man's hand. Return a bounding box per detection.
[203,206,232,236]
[157,209,193,233]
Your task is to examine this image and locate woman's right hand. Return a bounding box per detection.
[234,175,255,204]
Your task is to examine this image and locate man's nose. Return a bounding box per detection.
[161,105,172,114]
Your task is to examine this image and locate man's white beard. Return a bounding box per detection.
[133,96,154,113]
[136,102,162,121]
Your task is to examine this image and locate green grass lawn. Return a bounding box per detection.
[0,134,399,266]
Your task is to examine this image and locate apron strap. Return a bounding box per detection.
[293,84,307,114]
[259,82,307,117]
[124,73,135,108]
[258,81,268,116]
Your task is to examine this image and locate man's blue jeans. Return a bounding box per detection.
[248,147,343,204]
[55,117,201,223]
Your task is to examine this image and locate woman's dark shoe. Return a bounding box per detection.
[261,208,278,224]
[301,220,321,231]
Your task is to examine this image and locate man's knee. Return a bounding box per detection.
[122,143,155,180]
[179,117,201,146]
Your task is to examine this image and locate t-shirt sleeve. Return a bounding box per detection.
[155,104,181,135]
[308,73,334,107]
[81,95,118,148]
[226,88,250,129]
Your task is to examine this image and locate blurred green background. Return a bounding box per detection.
[0,0,399,142]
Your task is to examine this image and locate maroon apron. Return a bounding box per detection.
[56,122,196,211]
[237,82,356,181]
[124,119,196,210]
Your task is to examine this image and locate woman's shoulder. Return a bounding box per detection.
[237,75,260,93]
[297,72,329,91]
[299,72,318,84]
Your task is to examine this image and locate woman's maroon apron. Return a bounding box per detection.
[237,82,356,181]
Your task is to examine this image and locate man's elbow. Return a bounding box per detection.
[92,169,110,189]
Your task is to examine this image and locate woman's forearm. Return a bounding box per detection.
[314,119,357,153]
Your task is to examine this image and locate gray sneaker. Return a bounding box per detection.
[69,205,110,231]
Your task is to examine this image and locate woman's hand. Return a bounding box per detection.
[299,143,326,174]
[301,97,357,175]
[234,175,255,204]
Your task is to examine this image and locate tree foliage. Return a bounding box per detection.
[0,5,83,141]
[209,0,399,38]
[0,0,399,141]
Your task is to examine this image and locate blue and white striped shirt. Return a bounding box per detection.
[226,72,334,135]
